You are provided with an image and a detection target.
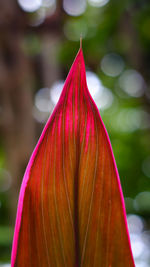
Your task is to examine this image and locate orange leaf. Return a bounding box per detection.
[11,47,135,266]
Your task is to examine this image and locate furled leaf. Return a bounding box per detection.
[11,47,135,267]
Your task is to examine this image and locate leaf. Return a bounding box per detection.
[11,47,135,267]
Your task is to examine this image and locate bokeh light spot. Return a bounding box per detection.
[32,106,50,123]
[35,88,52,112]
[30,1,56,27]
[50,80,64,105]
[42,0,55,7]
[119,69,145,97]
[18,0,42,12]
[95,87,113,110]
[101,53,124,77]
[0,264,11,267]
[135,262,149,267]
[134,192,150,213]
[63,0,86,16]
[127,214,150,265]
[86,71,103,97]
[130,233,145,259]
[114,108,149,132]
[0,169,12,192]
[127,214,144,234]
[86,71,113,110]
[88,0,109,7]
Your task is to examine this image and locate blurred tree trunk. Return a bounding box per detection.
[0,0,62,225]
[0,0,35,223]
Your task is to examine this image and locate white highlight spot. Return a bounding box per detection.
[50,80,64,105]
[86,71,113,110]
[35,88,52,112]
[127,214,144,234]
[18,0,42,12]
[86,71,103,98]
[63,0,86,16]
[88,0,109,7]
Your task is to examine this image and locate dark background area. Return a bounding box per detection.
[0,0,150,265]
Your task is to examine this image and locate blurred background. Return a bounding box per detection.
[0,0,150,266]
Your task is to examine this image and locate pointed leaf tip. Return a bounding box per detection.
[11,47,135,267]
[80,35,82,49]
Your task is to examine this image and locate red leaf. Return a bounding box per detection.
[11,47,135,266]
